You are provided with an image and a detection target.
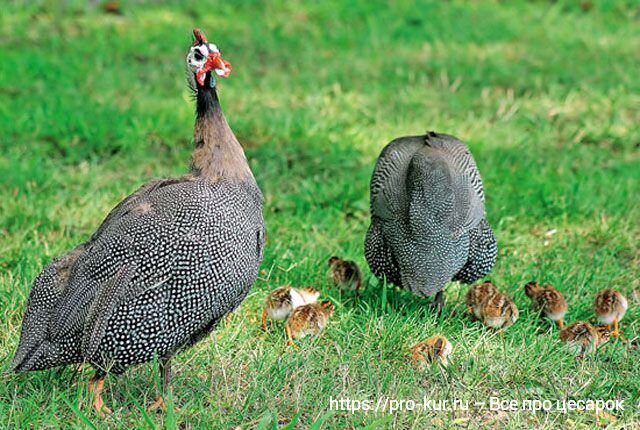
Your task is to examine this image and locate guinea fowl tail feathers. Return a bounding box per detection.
[7,339,60,373]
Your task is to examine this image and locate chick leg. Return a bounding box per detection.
[285,324,297,348]
[89,371,112,417]
[558,319,564,330]
[611,319,620,338]
[261,309,268,332]
[148,358,172,412]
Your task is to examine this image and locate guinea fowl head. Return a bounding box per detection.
[524,281,543,298]
[187,28,254,182]
[187,28,232,89]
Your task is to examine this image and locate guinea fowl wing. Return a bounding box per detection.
[50,179,263,369]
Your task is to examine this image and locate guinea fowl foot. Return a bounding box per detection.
[285,326,299,349]
[611,320,622,338]
[88,376,112,417]
[148,396,166,412]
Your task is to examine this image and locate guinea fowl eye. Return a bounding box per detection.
[193,50,204,61]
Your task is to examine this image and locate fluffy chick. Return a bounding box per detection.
[328,256,363,291]
[285,301,335,347]
[411,335,453,367]
[524,281,568,329]
[261,286,320,331]
[480,292,519,331]
[594,288,628,338]
[560,321,610,359]
[465,281,498,320]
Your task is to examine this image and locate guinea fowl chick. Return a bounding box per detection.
[594,288,628,338]
[480,292,519,331]
[465,281,498,320]
[328,256,363,291]
[261,286,320,331]
[411,335,452,367]
[560,321,610,359]
[285,301,335,347]
[524,281,568,329]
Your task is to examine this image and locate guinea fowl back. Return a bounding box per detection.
[365,132,496,299]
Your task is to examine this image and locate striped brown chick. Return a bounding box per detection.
[560,321,610,359]
[594,288,628,338]
[285,301,335,347]
[328,256,363,291]
[261,286,320,331]
[480,292,519,331]
[524,281,568,329]
[411,335,453,367]
[465,281,498,320]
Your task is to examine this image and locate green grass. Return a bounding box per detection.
[1,0,639,428]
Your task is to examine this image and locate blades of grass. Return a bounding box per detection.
[308,411,333,430]
[63,399,96,430]
[255,410,276,430]
[281,412,301,430]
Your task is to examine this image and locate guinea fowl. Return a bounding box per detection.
[364,132,497,310]
[9,29,265,415]
[524,281,568,329]
[328,256,363,291]
[593,288,628,338]
[261,286,320,331]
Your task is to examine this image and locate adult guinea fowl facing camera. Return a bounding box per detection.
[364,132,497,310]
[9,29,265,415]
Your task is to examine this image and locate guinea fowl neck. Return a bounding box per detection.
[191,83,252,181]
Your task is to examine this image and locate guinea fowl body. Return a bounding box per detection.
[328,257,363,291]
[524,282,568,329]
[10,43,264,377]
[365,132,497,301]
[465,281,498,320]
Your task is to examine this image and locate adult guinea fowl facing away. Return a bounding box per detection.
[364,132,497,310]
[9,29,265,415]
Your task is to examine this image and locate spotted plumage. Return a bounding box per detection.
[410,335,452,367]
[285,301,335,346]
[328,256,363,291]
[10,29,265,414]
[465,281,498,320]
[559,321,610,359]
[364,132,497,309]
[524,281,568,329]
[480,292,518,330]
[593,288,628,337]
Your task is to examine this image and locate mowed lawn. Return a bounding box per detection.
[1,0,639,428]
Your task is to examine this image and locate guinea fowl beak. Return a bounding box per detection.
[196,52,232,86]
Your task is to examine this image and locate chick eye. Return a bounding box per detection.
[193,49,204,61]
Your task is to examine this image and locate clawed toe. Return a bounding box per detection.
[148,396,166,412]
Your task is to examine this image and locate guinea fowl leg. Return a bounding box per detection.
[431,291,445,314]
[148,358,172,412]
[285,325,298,349]
[611,319,620,338]
[261,309,268,332]
[88,371,112,416]
[611,319,626,340]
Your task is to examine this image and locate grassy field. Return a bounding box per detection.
[1,0,639,428]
